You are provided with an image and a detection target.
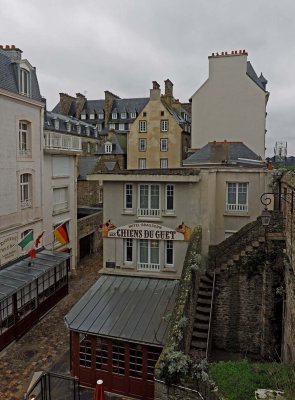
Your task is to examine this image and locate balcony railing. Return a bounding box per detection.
[18,148,31,157]
[226,203,248,212]
[137,263,160,271]
[137,208,161,218]
[44,132,82,151]
[21,199,32,209]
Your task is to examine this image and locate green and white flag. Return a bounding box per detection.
[18,231,34,249]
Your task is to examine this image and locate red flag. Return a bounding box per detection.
[28,248,37,258]
[35,231,45,247]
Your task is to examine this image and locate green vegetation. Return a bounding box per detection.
[209,360,295,400]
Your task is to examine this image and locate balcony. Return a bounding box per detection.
[226,203,248,212]
[137,208,160,218]
[18,148,31,158]
[21,199,32,209]
[137,263,160,272]
[44,132,82,152]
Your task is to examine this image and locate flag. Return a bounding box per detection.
[54,224,69,245]
[35,231,45,247]
[28,248,37,258]
[18,231,34,249]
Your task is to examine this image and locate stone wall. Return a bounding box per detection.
[209,216,285,359]
[77,181,102,207]
[280,172,295,363]
[77,210,103,261]
[155,380,205,400]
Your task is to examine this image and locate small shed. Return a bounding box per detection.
[0,249,70,351]
[65,275,178,400]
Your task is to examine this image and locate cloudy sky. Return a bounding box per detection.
[1,0,294,156]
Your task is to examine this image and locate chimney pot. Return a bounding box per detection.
[5,45,10,49]
[211,52,214,56]
[11,45,15,49]
[231,51,234,54]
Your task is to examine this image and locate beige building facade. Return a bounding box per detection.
[127,80,191,170]
[191,50,269,158]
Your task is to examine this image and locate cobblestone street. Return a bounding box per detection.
[0,253,102,400]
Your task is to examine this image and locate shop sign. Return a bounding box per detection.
[0,233,18,265]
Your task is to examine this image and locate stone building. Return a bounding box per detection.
[190,50,269,158]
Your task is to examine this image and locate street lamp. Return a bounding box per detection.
[261,208,271,226]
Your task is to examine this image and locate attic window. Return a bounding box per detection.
[97,123,102,132]
[53,118,59,130]
[105,142,112,154]
[20,68,30,96]
[121,112,127,119]
[81,114,86,120]
[98,113,104,119]
[130,112,137,119]
[89,113,95,120]
[112,112,117,119]
[76,124,81,134]
[66,121,71,132]
[86,126,90,136]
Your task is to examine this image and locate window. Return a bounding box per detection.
[20,173,32,209]
[53,187,68,212]
[89,113,95,119]
[226,182,248,212]
[161,120,169,132]
[129,344,143,378]
[138,184,160,217]
[105,142,112,154]
[161,111,165,116]
[98,113,104,119]
[81,114,86,120]
[139,120,147,132]
[87,142,91,153]
[66,121,71,132]
[119,123,125,131]
[96,338,109,371]
[124,183,133,209]
[86,126,90,136]
[160,158,168,169]
[94,128,98,138]
[138,240,160,271]
[112,112,117,119]
[112,341,125,375]
[166,184,174,212]
[20,68,29,96]
[52,156,70,177]
[139,138,147,152]
[109,123,115,130]
[97,123,102,131]
[98,187,103,203]
[165,240,174,265]
[121,112,127,119]
[160,138,168,152]
[124,239,133,262]
[143,112,147,117]
[76,123,81,134]
[80,335,92,368]
[19,121,31,156]
[130,112,137,119]
[138,158,146,169]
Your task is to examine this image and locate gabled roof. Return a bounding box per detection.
[95,133,126,155]
[246,61,267,91]
[65,275,178,346]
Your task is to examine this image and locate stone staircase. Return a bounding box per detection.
[190,272,214,358]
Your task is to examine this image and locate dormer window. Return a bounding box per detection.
[89,113,95,120]
[98,113,104,119]
[20,68,30,96]
[66,121,71,132]
[121,112,127,119]
[76,124,81,134]
[94,128,98,138]
[86,126,90,136]
[53,118,59,130]
[105,142,112,154]
[97,123,102,132]
[130,112,137,119]
[112,112,117,120]
[81,114,86,120]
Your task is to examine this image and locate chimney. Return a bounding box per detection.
[150,81,161,101]
[104,90,120,124]
[164,79,174,98]
[0,44,23,61]
[59,93,75,116]
[76,93,87,119]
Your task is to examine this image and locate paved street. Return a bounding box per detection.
[0,253,102,400]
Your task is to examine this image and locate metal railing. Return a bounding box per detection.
[44,133,82,151]
[21,199,32,209]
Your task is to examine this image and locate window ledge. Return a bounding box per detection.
[162,211,176,217]
[52,175,70,179]
[122,263,135,269]
[224,211,250,217]
[163,266,176,272]
[53,208,70,216]
[122,210,136,215]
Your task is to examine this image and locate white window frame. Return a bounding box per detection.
[130,112,137,119]
[138,158,146,169]
[112,112,117,120]
[139,120,147,133]
[98,113,104,120]
[86,126,90,136]
[165,240,174,266]
[53,187,69,212]
[124,238,133,263]
[98,187,103,203]
[20,173,32,209]
[20,68,30,96]
[137,184,160,217]
[89,113,95,120]
[138,239,160,271]
[160,158,168,169]
[19,121,31,157]
[160,120,169,132]
[139,138,147,152]
[165,184,174,214]
[81,114,86,120]
[97,123,102,132]
[124,183,133,210]
[105,142,112,154]
[109,123,115,130]
[160,138,168,152]
[119,123,125,131]
[226,182,248,212]
[121,113,127,119]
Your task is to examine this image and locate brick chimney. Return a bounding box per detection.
[164,79,173,97]
[59,93,75,116]
[0,45,22,61]
[76,93,87,119]
[150,81,161,101]
[104,90,120,124]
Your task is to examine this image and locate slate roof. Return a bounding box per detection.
[184,142,262,166]
[96,133,126,155]
[0,50,42,101]
[0,250,70,301]
[65,275,178,346]
[246,61,267,91]
[78,157,99,179]
[45,111,98,138]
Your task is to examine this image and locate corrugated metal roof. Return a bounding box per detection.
[65,275,178,346]
[0,250,70,301]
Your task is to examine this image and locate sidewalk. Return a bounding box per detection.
[0,253,102,400]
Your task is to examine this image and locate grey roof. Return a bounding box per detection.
[45,111,98,138]
[0,250,70,301]
[0,50,42,101]
[65,275,178,346]
[184,142,261,165]
[78,156,99,179]
[246,61,267,91]
[96,133,126,155]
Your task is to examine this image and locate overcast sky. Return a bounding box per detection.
[1,0,294,156]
